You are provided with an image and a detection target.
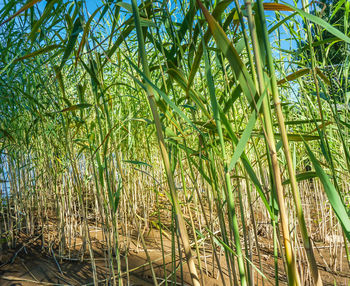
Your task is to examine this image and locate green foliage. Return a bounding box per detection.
[0,0,349,285]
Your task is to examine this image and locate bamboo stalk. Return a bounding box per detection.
[131,1,200,285]
[244,1,300,284]
[255,1,323,284]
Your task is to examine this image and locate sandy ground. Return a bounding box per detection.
[0,227,349,285]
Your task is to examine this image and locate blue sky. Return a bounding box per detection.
[0,0,306,72]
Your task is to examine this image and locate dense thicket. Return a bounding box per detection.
[0,0,349,285]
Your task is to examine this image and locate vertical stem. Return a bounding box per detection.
[244,1,300,285]
[203,40,247,286]
[256,1,323,285]
[131,1,200,285]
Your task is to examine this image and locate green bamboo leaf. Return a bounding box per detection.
[102,25,134,68]
[168,67,211,119]
[60,103,92,113]
[114,180,122,212]
[0,0,42,26]
[285,134,320,141]
[282,2,350,44]
[167,1,199,62]
[76,6,103,65]
[223,85,242,113]
[339,119,350,130]
[316,68,331,86]
[219,110,272,217]
[278,68,310,85]
[129,118,153,125]
[123,160,152,168]
[304,142,350,241]
[268,12,298,34]
[139,17,156,28]
[197,0,257,106]
[187,0,234,89]
[79,58,100,86]
[228,89,265,172]
[124,56,203,135]
[278,119,323,125]
[60,17,83,70]
[261,3,294,11]
[168,68,188,90]
[282,171,317,185]
[250,132,320,141]
[116,2,133,12]
[0,2,16,25]
[312,37,340,47]
[53,65,66,98]
[193,121,216,130]
[15,45,61,62]
[28,0,58,42]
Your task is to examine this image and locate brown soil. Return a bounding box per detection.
[0,228,349,285]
